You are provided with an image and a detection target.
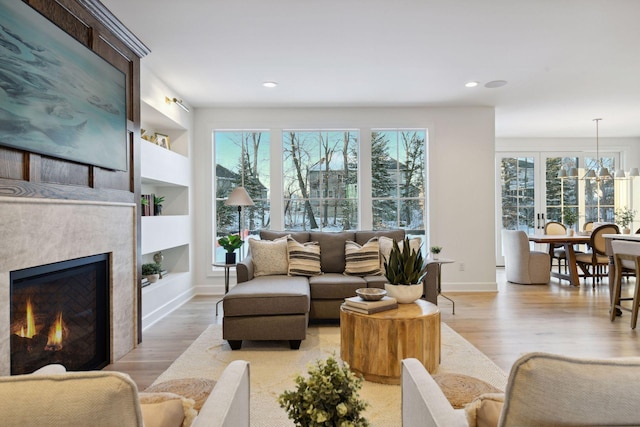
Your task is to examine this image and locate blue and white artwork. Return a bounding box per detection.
[0,0,127,171]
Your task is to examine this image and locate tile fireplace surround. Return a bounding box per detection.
[0,196,137,375]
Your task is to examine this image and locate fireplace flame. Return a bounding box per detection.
[45,312,66,351]
[17,298,37,338]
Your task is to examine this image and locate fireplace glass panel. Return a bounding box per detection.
[10,254,110,375]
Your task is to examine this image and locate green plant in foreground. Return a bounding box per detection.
[615,206,636,229]
[383,237,428,285]
[217,235,244,253]
[278,356,369,427]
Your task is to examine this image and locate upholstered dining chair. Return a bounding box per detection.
[575,223,620,287]
[502,230,551,285]
[610,240,640,329]
[583,221,594,232]
[544,221,567,275]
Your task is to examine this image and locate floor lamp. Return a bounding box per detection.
[225,186,255,237]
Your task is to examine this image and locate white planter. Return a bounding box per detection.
[384,283,423,304]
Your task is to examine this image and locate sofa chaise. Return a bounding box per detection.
[223,229,439,350]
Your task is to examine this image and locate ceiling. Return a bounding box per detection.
[100,0,640,138]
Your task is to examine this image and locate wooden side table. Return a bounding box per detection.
[213,263,235,316]
[340,299,440,384]
[427,257,455,314]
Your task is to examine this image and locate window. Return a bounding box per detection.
[371,130,427,240]
[282,130,358,231]
[213,130,270,262]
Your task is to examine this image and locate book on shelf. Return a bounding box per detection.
[341,302,398,315]
[344,296,397,309]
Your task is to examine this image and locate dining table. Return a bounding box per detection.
[527,234,591,286]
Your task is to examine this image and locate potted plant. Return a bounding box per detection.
[430,245,442,260]
[217,234,244,264]
[615,206,637,234]
[383,237,428,303]
[154,195,165,215]
[141,262,161,284]
[278,355,369,427]
[563,209,579,235]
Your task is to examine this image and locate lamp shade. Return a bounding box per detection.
[225,186,255,207]
[557,170,567,178]
[615,169,626,178]
[630,167,639,177]
[585,169,597,179]
[568,167,578,177]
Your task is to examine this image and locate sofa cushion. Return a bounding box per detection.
[261,230,309,243]
[432,373,502,409]
[344,237,383,276]
[355,230,405,245]
[249,236,288,276]
[145,378,216,412]
[223,276,310,316]
[308,273,366,299]
[464,393,504,427]
[138,392,197,427]
[287,236,322,276]
[364,275,388,288]
[309,231,355,273]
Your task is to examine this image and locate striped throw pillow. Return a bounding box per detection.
[344,237,382,276]
[287,236,322,276]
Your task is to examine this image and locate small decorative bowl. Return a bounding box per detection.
[355,288,387,301]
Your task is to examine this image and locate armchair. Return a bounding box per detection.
[402,352,640,427]
[501,230,550,284]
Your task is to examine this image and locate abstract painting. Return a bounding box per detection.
[0,0,127,171]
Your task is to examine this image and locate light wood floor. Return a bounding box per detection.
[107,269,640,389]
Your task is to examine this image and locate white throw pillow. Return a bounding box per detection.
[249,236,289,276]
[378,236,422,274]
[344,237,382,276]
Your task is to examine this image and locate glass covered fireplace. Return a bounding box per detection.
[10,254,110,375]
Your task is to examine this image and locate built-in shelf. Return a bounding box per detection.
[140,98,193,331]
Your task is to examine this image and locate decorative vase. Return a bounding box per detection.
[384,283,423,304]
[144,274,159,284]
[225,252,237,264]
[623,227,631,235]
[566,228,574,236]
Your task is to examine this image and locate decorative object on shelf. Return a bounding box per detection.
[141,262,162,284]
[153,251,164,279]
[217,235,244,264]
[154,195,165,216]
[383,238,428,303]
[562,209,578,236]
[141,194,159,216]
[355,288,387,301]
[165,96,190,113]
[430,245,442,260]
[278,355,369,427]
[141,128,157,143]
[615,207,637,234]
[154,133,171,150]
[225,186,255,237]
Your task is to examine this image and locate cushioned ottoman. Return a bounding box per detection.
[222,275,310,350]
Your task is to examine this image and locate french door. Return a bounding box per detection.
[495,151,620,265]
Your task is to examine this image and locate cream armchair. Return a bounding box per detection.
[402,352,640,427]
[0,360,250,427]
[502,230,551,284]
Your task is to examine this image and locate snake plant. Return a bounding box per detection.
[383,237,428,285]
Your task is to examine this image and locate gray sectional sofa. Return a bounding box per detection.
[222,229,439,350]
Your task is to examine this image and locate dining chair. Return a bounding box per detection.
[610,240,640,329]
[502,230,551,285]
[575,224,620,287]
[583,221,594,232]
[544,221,567,275]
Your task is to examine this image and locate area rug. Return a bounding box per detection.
[152,323,507,427]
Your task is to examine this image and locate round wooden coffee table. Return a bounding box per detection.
[340,299,440,384]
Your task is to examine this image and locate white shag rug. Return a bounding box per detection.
[153,323,507,427]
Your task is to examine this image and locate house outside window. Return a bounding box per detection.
[283,130,358,231]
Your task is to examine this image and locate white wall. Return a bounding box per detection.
[193,107,497,294]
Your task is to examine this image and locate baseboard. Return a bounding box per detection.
[441,281,498,292]
[141,288,196,331]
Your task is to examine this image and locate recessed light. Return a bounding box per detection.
[484,80,508,88]
[465,81,479,88]
[263,81,278,88]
